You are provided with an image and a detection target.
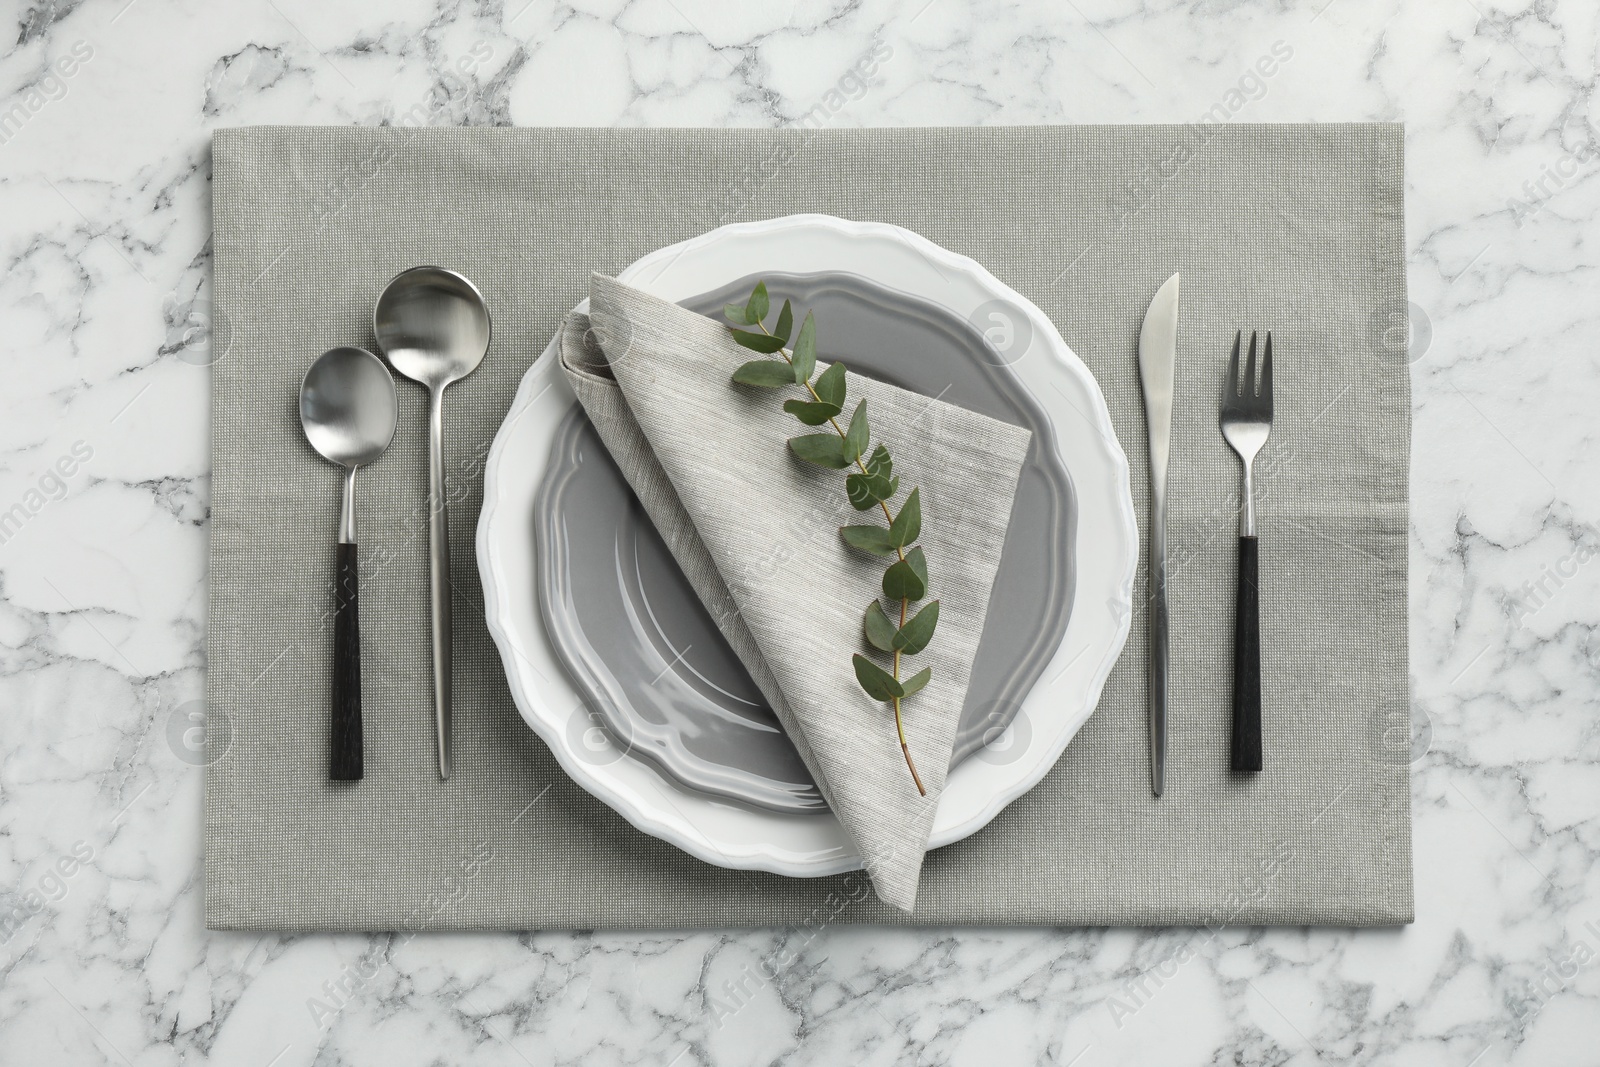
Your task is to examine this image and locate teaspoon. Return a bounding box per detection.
[299,346,398,781]
[373,266,491,780]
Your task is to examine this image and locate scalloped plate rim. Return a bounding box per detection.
[476,213,1137,876]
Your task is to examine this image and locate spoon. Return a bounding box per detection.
[299,346,398,782]
[373,266,491,781]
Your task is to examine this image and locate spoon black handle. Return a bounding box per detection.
[331,541,363,781]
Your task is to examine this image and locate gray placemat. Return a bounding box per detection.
[205,124,1412,930]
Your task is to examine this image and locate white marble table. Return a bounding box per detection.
[2,0,1594,1063]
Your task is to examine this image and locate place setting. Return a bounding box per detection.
[205,125,1412,928]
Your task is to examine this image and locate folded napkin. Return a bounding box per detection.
[558,276,1031,909]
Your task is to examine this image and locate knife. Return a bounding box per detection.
[1137,273,1180,798]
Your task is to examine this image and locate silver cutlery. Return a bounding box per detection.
[1136,273,1179,798]
[299,346,399,781]
[373,267,491,781]
[1220,329,1273,773]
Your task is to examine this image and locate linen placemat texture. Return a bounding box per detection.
[205,124,1412,929]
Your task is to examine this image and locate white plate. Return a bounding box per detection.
[476,215,1137,877]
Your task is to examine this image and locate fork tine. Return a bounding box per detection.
[1226,330,1241,398]
[1245,330,1258,398]
[1261,331,1273,409]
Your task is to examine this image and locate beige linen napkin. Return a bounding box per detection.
[558,275,1030,908]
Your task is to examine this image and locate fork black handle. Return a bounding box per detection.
[1231,535,1262,773]
[331,541,364,781]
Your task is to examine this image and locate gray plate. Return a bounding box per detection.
[536,272,1075,814]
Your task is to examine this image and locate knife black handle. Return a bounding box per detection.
[331,541,363,781]
[1231,535,1262,773]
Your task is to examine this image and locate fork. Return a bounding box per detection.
[1220,330,1273,774]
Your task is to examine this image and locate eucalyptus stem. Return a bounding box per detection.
[756,321,924,796]
[727,281,937,797]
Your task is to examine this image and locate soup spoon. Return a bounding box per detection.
[373,266,491,780]
[299,346,398,781]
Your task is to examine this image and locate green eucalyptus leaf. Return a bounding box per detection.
[893,600,939,654]
[864,444,893,481]
[845,473,874,510]
[908,546,928,594]
[864,602,897,652]
[791,311,817,385]
[889,487,921,547]
[843,400,869,463]
[840,525,897,556]
[783,398,842,425]
[724,302,752,325]
[729,329,787,353]
[813,361,846,408]
[853,654,903,701]
[733,360,800,387]
[845,471,895,511]
[899,667,932,698]
[882,545,928,601]
[788,433,851,469]
[746,281,769,324]
[775,299,794,345]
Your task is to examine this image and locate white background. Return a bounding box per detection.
[0,0,1595,1064]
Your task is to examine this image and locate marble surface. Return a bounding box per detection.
[1,0,1596,1063]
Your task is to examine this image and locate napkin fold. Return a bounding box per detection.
[558,276,1031,909]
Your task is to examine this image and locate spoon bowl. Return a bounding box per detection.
[373,267,491,389]
[299,346,399,469]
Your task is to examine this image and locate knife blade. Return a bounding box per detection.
[1137,272,1180,798]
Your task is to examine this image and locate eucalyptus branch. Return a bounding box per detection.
[724,281,937,796]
